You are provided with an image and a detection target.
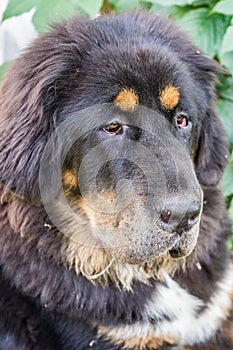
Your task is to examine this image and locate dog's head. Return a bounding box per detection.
[0,12,229,271]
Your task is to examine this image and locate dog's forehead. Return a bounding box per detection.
[82,21,188,89]
[74,46,193,113]
[113,85,180,112]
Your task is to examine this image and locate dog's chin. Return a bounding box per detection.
[168,224,200,260]
[110,224,200,265]
[115,243,196,265]
[169,240,196,260]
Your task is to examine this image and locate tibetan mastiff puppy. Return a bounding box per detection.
[0,10,232,350]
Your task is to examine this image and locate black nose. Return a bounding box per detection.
[159,201,201,234]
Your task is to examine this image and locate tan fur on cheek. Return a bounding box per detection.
[62,170,78,190]
[159,85,180,110]
[114,88,139,111]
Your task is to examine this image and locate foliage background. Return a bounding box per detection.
[1,0,233,247]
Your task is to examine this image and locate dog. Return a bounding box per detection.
[0,10,232,350]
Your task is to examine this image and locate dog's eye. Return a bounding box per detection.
[102,122,122,134]
[176,113,189,128]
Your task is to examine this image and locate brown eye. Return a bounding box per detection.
[176,113,189,128]
[102,121,122,134]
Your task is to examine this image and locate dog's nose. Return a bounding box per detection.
[159,201,201,234]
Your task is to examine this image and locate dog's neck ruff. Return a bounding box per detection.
[97,269,233,349]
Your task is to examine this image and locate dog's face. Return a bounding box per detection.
[0,12,229,272]
[57,48,205,264]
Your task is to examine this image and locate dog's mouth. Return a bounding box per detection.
[170,221,200,259]
[168,241,197,260]
[93,218,201,265]
[169,246,185,259]
[62,169,203,264]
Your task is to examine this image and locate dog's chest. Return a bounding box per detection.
[97,272,232,349]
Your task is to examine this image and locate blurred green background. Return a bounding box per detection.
[0,0,233,248]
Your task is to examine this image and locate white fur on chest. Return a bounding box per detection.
[103,268,232,346]
[149,270,232,344]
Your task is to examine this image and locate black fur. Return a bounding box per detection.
[0,11,232,350]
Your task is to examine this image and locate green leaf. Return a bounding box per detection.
[151,0,192,6]
[192,0,218,5]
[150,3,171,14]
[217,99,233,145]
[227,222,233,250]
[221,155,233,197]
[32,0,80,32]
[219,25,233,75]
[217,77,233,103]
[177,8,229,57]
[0,61,12,81]
[221,25,233,53]
[76,0,103,17]
[220,51,233,76]
[111,0,140,12]
[2,0,37,20]
[228,198,233,220]
[32,0,103,32]
[213,0,233,16]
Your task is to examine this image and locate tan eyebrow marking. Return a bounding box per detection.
[113,88,139,112]
[159,85,180,110]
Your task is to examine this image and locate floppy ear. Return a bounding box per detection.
[195,106,229,186]
[0,18,88,204]
[186,53,230,187]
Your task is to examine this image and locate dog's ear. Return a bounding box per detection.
[187,54,230,187]
[195,106,229,186]
[0,19,88,204]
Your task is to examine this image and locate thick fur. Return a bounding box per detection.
[0,11,232,350]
